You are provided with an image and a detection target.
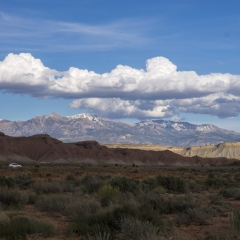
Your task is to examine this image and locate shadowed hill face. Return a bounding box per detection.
[0,132,236,166]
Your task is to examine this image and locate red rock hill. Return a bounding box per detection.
[0,132,235,166]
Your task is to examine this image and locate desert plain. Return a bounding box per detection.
[1,133,240,239]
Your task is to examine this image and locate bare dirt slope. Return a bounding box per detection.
[180,142,240,160]
[106,142,240,160]
[0,132,235,166]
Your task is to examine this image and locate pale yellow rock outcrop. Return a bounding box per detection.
[104,142,240,160]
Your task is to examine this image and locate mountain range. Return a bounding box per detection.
[0,112,240,147]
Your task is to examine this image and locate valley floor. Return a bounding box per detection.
[1,163,240,239]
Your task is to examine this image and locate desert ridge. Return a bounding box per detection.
[105,142,240,160]
[0,132,237,166]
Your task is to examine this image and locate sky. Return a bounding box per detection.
[0,0,240,132]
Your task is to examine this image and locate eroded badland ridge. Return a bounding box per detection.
[1,113,240,147]
[0,132,236,166]
[106,142,240,160]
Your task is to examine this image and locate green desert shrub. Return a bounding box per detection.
[0,213,56,239]
[142,176,158,192]
[205,177,221,187]
[0,187,29,209]
[14,173,35,189]
[176,208,212,225]
[35,194,72,214]
[68,203,163,237]
[156,175,187,193]
[86,232,111,240]
[28,191,39,204]
[107,203,163,231]
[81,175,105,194]
[62,175,79,192]
[220,187,240,200]
[155,186,167,194]
[149,194,195,214]
[68,211,111,236]
[0,176,15,188]
[61,181,76,193]
[98,185,119,199]
[110,191,138,206]
[0,212,10,229]
[117,216,161,240]
[205,173,230,188]
[33,180,63,194]
[188,180,206,192]
[110,177,139,193]
[70,198,101,217]
[208,193,222,204]
[138,187,165,202]
[0,174,34,189]
[98,185,119,207]
[66,174,76,182]
[223,173,232,180]
[230,209,240,233]
[85,225,112,240]
[234,173,240,182]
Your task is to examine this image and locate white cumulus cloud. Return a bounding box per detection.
[69,98,174,119]
[1,53,240,119]
[172,93,240,118]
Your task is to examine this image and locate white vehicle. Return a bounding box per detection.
[9,163,22,168]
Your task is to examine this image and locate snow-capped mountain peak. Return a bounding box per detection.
[67,113,95,120]
[0,113,240,146]
[66,113,105,125]
[196,125,217,132]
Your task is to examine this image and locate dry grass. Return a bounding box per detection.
[0,163,240,239]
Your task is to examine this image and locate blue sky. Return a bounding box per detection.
[0,0,240,132]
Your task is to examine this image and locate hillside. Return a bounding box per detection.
[0,132,235,166]
[105,142,240,160]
